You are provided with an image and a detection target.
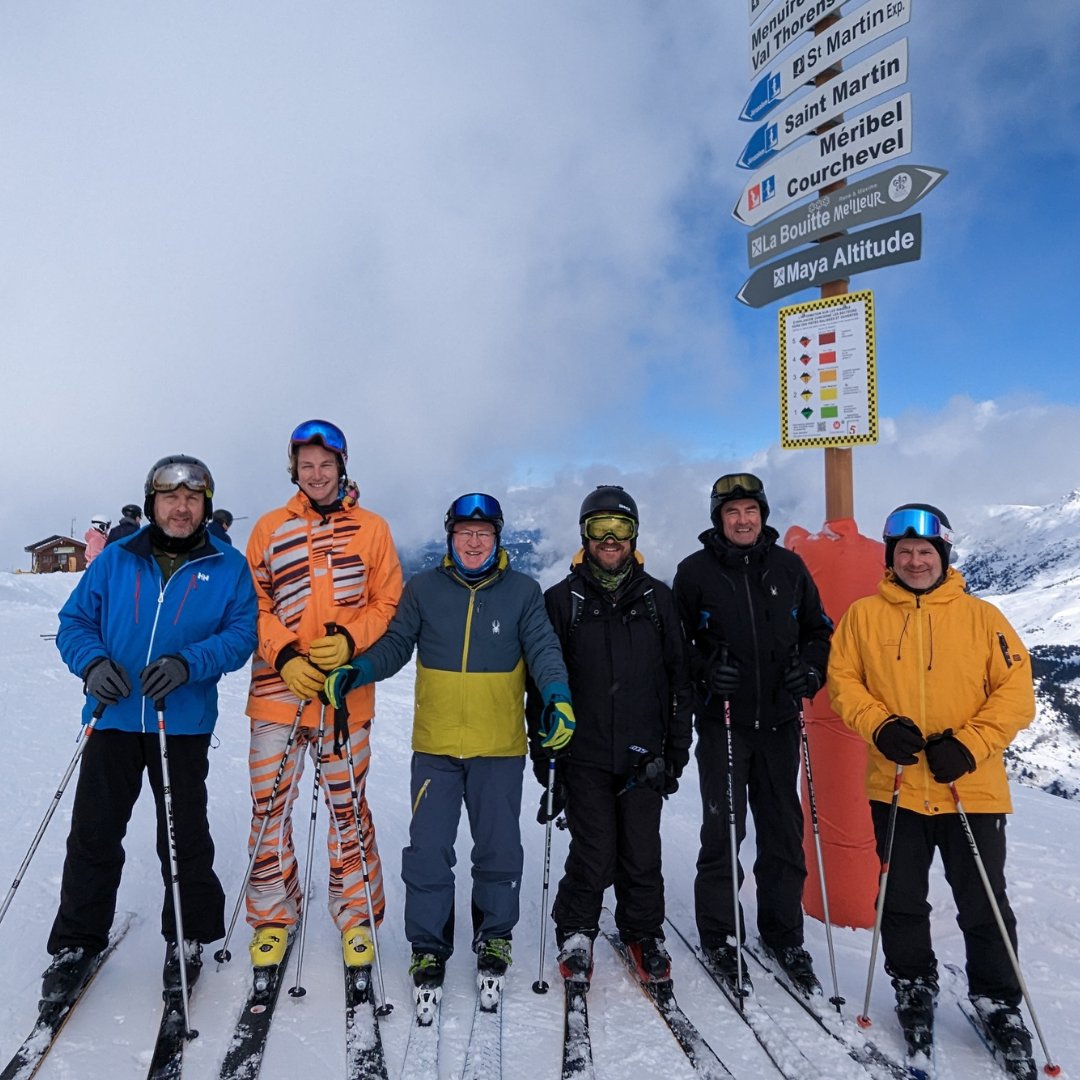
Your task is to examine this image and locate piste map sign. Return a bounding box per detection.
[737,213,921,307]
[741,0,912,122]
[779,290,878,450]
[734,93,911,227]
[746,164,945,268]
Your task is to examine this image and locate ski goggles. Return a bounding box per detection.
[583,514,638,542]
[883,508,954,545]
[448,492,503,523]
[149,461,214,496]
[290,419,347,457]
[711,473,765,499]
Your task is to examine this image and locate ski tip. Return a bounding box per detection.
[856,1014,873,1028]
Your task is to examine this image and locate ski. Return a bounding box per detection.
[599,911,734,1080]
[146,988,192,1080]
[461,977,503,1080]
[344,965,389,1080]
[217,929,298,1080]
[399,988,441,1080]
[561,978,596,1080]
[1,913,135,1080]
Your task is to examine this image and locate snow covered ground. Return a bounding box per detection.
[0,570,1076,1079]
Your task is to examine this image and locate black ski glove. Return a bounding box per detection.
[533,758,567,824]
[872,715,925,765]
[708,659,741,697]
[782,660,822,701]
[924,730,976,784]
[659,746,690,796]
[83,657,132,706]
[139,655,190,704]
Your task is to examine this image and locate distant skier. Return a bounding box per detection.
[104,504,142,545]
[83,514,109,565]
[207,508,233,546]
[325,492,574,1011]
[829,503,1036,1066]
[45,454,257,1006]
[527,485,692,984]
[673,472,832,996]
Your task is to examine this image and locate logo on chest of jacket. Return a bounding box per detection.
[197,572,210,583]
[491,619,501,635]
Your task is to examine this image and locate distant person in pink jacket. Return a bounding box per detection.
[83,515,110,565]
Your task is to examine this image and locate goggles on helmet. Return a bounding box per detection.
[583,514,638,542]
[711,473,765,499]
[290,419,348,458]
[149,460,214,497]
[448,492,502,523]
[883,507,954,545]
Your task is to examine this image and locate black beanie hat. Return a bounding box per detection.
[884,503,953,570]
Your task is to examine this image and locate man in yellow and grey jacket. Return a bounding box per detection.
[326,492,573,1000]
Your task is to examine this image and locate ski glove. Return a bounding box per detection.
[139,655,189,703]
[782,660,822,701]
[873,715,926,765]
[323,657,376,710]
[924,730,976,784]
[308,626,355,672]
[707,659,741,698]
[279,655,327,701]
[660,745,691,795]
[532,759,567,824]
[539,683,576,752]
[83,657,132,706]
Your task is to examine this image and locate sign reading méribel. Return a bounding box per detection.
[749,0,849,78]
[741,0,912,122]
[738,38,907,171]
[734,92,911,227]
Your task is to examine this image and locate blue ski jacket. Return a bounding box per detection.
[57,527,257,734]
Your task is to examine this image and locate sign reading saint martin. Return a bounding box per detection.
[741,0,912,122]
[749,0,849,78]
[734,92,911,227]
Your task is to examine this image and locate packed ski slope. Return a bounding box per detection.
[0,570,1076,1079]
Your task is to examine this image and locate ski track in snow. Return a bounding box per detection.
[0,571,1076,1079]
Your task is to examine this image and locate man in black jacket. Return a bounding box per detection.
[673,473,831,995]
[529,485,692,984]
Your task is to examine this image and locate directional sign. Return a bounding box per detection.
[749,0,848,78]
[734,93,911,227]
[747,163,945,268]
[736,213,922,307]
[738,38,907,170]
[741,0,912,122]
[749,0,781,26]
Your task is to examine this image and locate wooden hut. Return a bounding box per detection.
[24,535,87,573]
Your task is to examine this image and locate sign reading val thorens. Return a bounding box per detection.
[746,164,946,268]
[748,0,849,78]
[737,213,922,307]
[734,93,911,228]
[741,0,912,122]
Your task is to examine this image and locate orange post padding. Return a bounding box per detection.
[785,517,883,929]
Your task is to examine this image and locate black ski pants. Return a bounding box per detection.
[552,761,664,941]
[871,802,1021,1004]
[694,719,806,951]
[48,729,226,956]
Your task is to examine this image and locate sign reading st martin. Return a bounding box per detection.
[741,0,912,123]
[738,38,907,170]
[747,164,945,268]
[734,92,911,228]
[736,213,922,307]
[749,0,848,78]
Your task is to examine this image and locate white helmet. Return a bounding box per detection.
[91,514,110,531]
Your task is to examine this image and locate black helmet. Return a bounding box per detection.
[578,485,639,525]
[121,504,142,520]
[212,508,234,528]
[883,503,954,570]
[143,454,214,523]
[710,472,769,526]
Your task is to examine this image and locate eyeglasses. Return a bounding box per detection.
[583,514,637,542]
[290,419,347,456]
[449,493,503,522]
[452,528,496,544]
[883,508,954,545]
[149,461,214,497]
[711,473,765,499]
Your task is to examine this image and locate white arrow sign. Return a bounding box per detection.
[749,0,781,26]
[749,0,849,78]
[741,0,912,122]
[734,92,911,227]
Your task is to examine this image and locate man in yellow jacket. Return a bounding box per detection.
[828,503,1035,1067]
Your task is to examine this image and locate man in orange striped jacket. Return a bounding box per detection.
[242,420,403,978]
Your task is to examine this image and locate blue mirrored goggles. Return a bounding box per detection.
[449,492,503,522]
[883,508,953,545]
[290,419,347,456]
[150,461,214,497]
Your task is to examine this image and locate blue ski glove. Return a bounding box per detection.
[538,682,576,752]
[324,657,376,710]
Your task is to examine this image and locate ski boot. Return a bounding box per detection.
[763,942,821,997]
[409,951,446,1026]
[249,926,289,996]
[971,997,1036,1079]
[704,942,753,996]
[893,974,938,1062]
[162,939,203,997]
[557,932,595,983]
[40,946,98,1010]
[626,935,671,982]
[476,937,512,1011]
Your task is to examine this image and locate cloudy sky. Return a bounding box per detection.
[4,2,1079,579]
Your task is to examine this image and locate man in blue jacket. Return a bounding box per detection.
[43,454,257,1008]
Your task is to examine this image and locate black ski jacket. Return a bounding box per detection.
[673,525,832,730]
[528,555,692,775]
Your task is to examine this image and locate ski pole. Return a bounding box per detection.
[0,703,104,930]
[720,646,747,1009]
[156,702,198,1040]
[340,706,393,1016]
[532,756,556,995]
[796,698,845,1011]
[289,704,327,998]
[948,783,1060,1076]
[857,763,904,1029]
[214,702,306,965]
